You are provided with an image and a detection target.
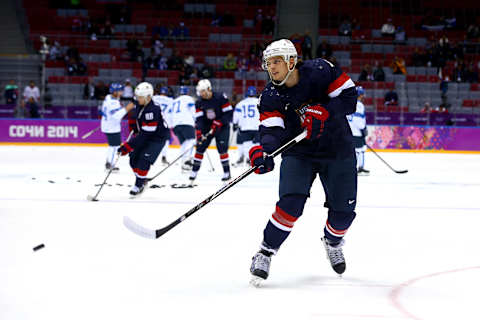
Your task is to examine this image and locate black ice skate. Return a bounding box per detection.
[161,156,169,166]
[250,250,272,287]
[322,237,346,275]
[181,160,193,172]
[129,182,147,198]
[357,167,370,176]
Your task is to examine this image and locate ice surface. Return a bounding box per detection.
[1,145,479,320]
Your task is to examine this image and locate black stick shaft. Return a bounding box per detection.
[154,131,307,238]
[367,144,408,174]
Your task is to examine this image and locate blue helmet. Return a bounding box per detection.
[246,86,256,97]
[109,82,124,93]
[160,86,168,95]
[179,86,189,95]
[356,86,365,96]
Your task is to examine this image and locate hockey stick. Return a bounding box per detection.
[87,131,134,201]
[81,126,101,139]
[123,130,307,239]
[367,145,408,174]
[205,149,215,172]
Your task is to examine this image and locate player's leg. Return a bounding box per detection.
[129,140,164,196]
[357,141,369,175]
[159,130,171,165]
[189,133,213,181]
[251,156,314,283]
[105,132,121,171]
[235,130,245,165]
[215,127,231,181]
[318,156,357,274]
[175,125,195,169]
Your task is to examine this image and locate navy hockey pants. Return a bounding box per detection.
[262,155,357,253]
[192,126,231,174]
[129,140,165,179]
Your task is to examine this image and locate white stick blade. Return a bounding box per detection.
[123,216,156,239]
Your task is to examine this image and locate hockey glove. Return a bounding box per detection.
[195,129,203,141]
[118,143,133,156]
[301,104,330,140]
[361,127,368,138]
[249,145,274,174]
[210,120,223,134]
[232,123,239,131]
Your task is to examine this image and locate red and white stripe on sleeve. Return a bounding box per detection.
[195,108,204,118]
[221,102,233,112]
[327,72,355,98]
[259,110,285,128]
[141,121,158,132]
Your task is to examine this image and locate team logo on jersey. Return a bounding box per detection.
[206,109,216,120]
[145,112,154,120]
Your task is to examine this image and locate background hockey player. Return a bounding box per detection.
[100,82,134,171]
[152,86,173,165]
[171,86,196,171]
[190,79,233,182]
[248,39,358,286]
[118,82,170,197]
[347,86,369,175]
[232,86,260,166]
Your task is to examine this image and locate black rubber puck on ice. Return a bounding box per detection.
[32,177,36,180]
[48,180,55,183]
[33,244,45,251]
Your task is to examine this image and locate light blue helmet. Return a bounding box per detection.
[246,86,256,97]
[356,86,365,96]
[109,82,124,93]
[160,86,168,95]
[179,86,189,95]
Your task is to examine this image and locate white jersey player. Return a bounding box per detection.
[233,86,260,166]
[100,83,135,171]
[347,86,369,175]
[171,86,196,171]
[152,87,173,165]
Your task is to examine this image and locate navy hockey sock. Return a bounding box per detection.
[219,153,230,173]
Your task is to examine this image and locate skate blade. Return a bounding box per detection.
[249,276,265,288]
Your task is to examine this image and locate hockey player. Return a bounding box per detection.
[347,86,369,175]
[248,39,358,286]
[118,82,170,197]
[190,79,233,182]
[152,86,173,165]
[232,86,260,166]
[100,83,134,171]
[171,86,196,171]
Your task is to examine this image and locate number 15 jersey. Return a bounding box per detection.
[233,97,260,131]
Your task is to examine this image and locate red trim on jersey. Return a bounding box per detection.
[326,220,347,236]
[133,168,148,176]
[272,205,298,229]
[196,108,202,113]
[221,103,232,109]
[260,110,285,121]
[141,121,158,127]
[327,72,350,94]
[220,153,229,160]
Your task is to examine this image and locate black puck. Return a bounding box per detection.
[48,180,55,183]
[33,243,45,251]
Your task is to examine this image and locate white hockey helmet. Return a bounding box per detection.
[134,82,154,98]
[196,79,212,96]
[262,39,298,86]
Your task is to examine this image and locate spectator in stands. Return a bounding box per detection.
[440,75,450,96]
[167,50,183,70]
[43,87,52,108]
[4,79,18,105]
[391,56,406,75]
[438,95,451,113]
[338,18,352,36]
[249,42,264,57]
[255,9,263,26]
[420,102,431,113]
[381,18,395,37]
[302,30,313,60]
[153,38,164,56]
[224,53,237,71]
[395,26,406,42]
[94,81,109,100]
[316,40,332,59]
[48,41,63,60]
[373,61,385,82]
[87,19,100,40]
[247,53,261,71]
[465,63,479,83]
[453,62,465,82]
[358,64,374,81]
[158,56,168,70]
[22,81,40,118]
[237,52,249,73]
[99,18,114,39]
[144,48,160,71]
[384,88,399,106]
[126,38,143,62]
[261,14,275,35]
[200,63,214,79]
[83,78,95,100]
[122,79,134,102]
[174,22,190,40]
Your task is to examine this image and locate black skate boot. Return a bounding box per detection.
[181,159,193,172]
[129,178,147,198]
[221,172,231,182]
[250,249,272,287]
[357,167,370,176]
[161,156,169,165]
[322,237,346,275]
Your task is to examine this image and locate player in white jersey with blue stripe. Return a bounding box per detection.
[171,86,196,171]
[152,86,173,165]
[232,86,260,166]
[347,86,370,175]
[100,83,134,171]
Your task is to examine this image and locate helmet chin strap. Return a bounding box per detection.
[269,63,296,86]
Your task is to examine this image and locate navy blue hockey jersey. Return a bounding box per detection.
[195,92,233,132]
[258,58,357,160]
[128,99,169,149]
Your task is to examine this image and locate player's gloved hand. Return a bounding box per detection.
[249,145,274,174]
[361,127,368,137]
[210,120,223,134]
[118,143,133,156]
[301,104,330,140]
[196,129,203,141]
[232,124,239,131]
